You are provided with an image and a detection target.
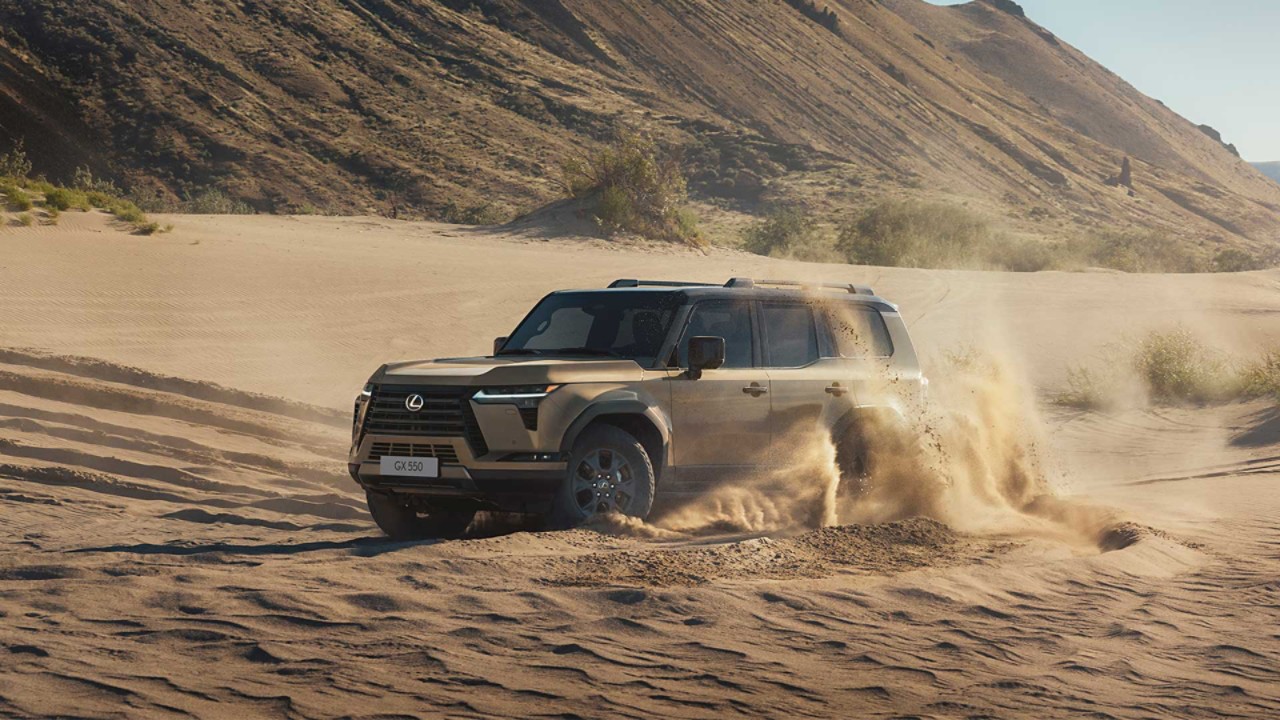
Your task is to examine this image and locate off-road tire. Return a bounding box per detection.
[549,425,655,529]
[834,424,872,499]
[366,491,475,540]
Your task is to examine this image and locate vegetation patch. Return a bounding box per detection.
[440,200,508,226]
[133,187,255,215]
[739,198,1271,275]
[741,206,832,261]
[0,143,169,235]
[560,129,703,247]
[1056,327,1279,409]
[836,200,1003,269]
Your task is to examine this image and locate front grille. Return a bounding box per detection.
[367,442,460,465]
[364,385,488,456]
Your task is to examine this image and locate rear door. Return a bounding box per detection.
[670,299,772,486]
[821,301,895,406]
[759,301,850,455]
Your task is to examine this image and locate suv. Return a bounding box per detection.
[349,278,925,538]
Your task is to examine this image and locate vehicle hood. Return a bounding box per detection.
[374,356,648,386]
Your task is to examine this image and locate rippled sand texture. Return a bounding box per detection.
[1,213,1278,718]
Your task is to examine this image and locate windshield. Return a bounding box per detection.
[500,291,681,365]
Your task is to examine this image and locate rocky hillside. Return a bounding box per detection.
[1255,163,1280,185]
[1,0,1278,249]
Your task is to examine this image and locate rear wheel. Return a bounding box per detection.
[549,425,655,528]
[366,491,475,540]
[834,424,872,499]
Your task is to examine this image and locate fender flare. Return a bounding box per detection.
[559,400,671,473]
[829,404,906,442]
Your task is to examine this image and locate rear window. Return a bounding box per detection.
[823,304,893,358]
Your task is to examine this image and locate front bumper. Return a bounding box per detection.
[348,433,566,513]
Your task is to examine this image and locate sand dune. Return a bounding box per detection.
[1,213,1279,718]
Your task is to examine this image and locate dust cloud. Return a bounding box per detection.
[642,347,1124,550]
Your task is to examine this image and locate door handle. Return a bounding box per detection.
[742,382,768,397]
[825,383,848,397]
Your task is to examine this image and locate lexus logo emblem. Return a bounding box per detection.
[405,394,425,412]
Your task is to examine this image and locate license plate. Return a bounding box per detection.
[379,456,440,478]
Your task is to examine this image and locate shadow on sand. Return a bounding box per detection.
[1232,406,1280,448]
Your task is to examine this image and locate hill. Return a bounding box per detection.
[1,0,1278,250]
[1254,162,1280,184]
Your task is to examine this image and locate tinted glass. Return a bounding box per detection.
[762,303,818,367]
[502,291,679,364]
[824,305,893,357]
[679,301,753,368]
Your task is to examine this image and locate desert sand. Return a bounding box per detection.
[1,212,1278,718]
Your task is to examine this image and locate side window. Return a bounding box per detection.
[762,303,818,368]
[678,301,753,368]
[824,305,894,358]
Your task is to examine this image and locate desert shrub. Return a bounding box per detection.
[1057,327,1237,409]
[133,221,171,235]
[836,200,993,269]
[992,236,1056,272]
[1240,351,1280,400]
[440,200,507,225]
[1132,328,1229,403]
[85,190,116,209]
[182,188,254,214]
[71,166,122,196]
[16,212,33,227]
[5,185,33,211]
[559,129,701,246]
[111,201,147,224]
[1212,248,1264,273]
[296,202,322,216]
[743,207,818,256]
[675,207,700,242]
[43,187,91,211]
[1070,230,1204,273]
[1054,366,1115,410]
[0,139,32,179]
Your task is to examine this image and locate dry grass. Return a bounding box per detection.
[2,171,165,235]
[1056,328,1274,409]
[560,129,702,247]
[738,199,1268,275]
[741,207,839,262]
[836,200,1001,269]
[4,183,33,212]
[1240,351,1280,400]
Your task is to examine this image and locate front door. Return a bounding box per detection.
[670,300,771,488]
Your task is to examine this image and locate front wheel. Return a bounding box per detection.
[366,491,475,540]
[548,425,655,528]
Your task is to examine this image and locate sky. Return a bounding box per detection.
[927,0,1279,161]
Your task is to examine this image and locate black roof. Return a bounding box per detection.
[554,278,899,311]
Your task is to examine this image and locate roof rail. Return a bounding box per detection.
[609,278,876,295]
[731,278,876,295]
[608,279,718,288]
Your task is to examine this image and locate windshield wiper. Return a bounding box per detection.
[547,347,624,358]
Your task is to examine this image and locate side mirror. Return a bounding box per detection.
[687,336,725,380]
[493,336,508,356]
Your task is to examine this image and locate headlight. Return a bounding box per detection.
[353,383,374,430]
[472,385,561,408]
